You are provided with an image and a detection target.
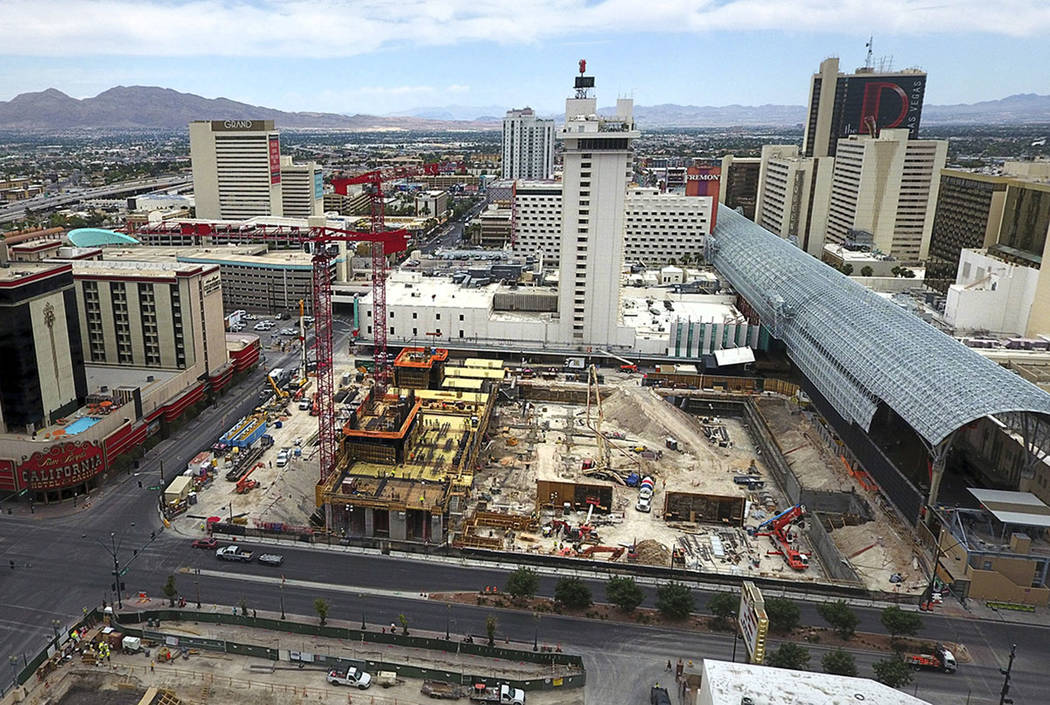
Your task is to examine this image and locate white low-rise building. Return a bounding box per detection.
[359,272,754,360]
[945,248,1041,336]
[696,659,932,705]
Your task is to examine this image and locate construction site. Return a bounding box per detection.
[452,368,929,596]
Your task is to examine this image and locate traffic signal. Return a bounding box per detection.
[120,582,125,591]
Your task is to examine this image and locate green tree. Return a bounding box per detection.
[239,598,249,617]
[314,598,329,626]
[872,655,913,688]
[554,577,592,609]
[765,597,801,634]
[655,582,694,621]
[398,613,409,635]
[860,265,874,277]
[880,606,922,643]
[485,615,497,647]
[505,567,539,601]
[706,592,739,629]
[822,648,858,677]
[766,642,811,670]
[842,263,854,276]
[891,265,902,277]
[817,600,859,640]
[606,576,645,612]
[162,574,178,607]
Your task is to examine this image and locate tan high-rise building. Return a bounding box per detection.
[278,156,323,218]
[804,57,927,158]
[824,129,947,263]
[70,260,226,372]
[190,120,284,220]
[754,146,834,256]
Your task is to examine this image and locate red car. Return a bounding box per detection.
[191,538,218,550]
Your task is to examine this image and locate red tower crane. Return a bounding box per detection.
[122,219,411,487]
[331,162,461,388]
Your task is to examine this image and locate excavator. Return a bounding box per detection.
[235,465,259,494]
[749,504,809,570]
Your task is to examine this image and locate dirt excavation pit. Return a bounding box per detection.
[474,385,831,580]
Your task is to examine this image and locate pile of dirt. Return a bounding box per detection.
[633,538,671,566]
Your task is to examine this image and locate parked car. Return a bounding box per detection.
[253,322,271,331]
[298,400,311,411]
[275,448,290,468]
[636,495,652,513]
[279,327,298,336]
[192,538,218,550]
[258,554,284,566]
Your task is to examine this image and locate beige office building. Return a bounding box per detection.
[825,129,947,263]
[754,145,834,257]
[190,120,284,220]
[68,260,227,372]
[279,157,323,218]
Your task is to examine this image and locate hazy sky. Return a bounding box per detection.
[1,0,1048,115]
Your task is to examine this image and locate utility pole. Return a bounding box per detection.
[109,532,123,609]
[999,643,1016,705]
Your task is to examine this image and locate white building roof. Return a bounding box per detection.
[968,488,1050,527]
[700,660,932,705]
[381,272,493,309]
[714,347,755,367]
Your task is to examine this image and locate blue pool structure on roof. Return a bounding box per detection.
[67,228,140,248]
[64,417,101,435]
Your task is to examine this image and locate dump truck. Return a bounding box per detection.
[215,545,254,562]
[469,683,525,705]
[905,644,956,673]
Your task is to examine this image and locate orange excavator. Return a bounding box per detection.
[236,465,259,494]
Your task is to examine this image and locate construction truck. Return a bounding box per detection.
[905,644,956,673]
[215,545,254,562]
[469,683,525,705]
[749,504,809,570]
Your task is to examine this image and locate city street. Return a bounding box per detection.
[0,314,1041,704]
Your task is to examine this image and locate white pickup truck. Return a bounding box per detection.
[470,684,525,705]
[215,545,254,562]
[326,667,372,689]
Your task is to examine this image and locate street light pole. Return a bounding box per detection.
[533,614,539,652]
[999,643,1016,705]
[446,604,451,640]
[280,578,286,620]
[195,573,201,609]
[110,532,123,609]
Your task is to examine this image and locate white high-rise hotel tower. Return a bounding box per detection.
[556,61,639,347]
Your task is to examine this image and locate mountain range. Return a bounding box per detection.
[0,86,1048,131]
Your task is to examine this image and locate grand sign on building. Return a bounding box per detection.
[20,440,104,490]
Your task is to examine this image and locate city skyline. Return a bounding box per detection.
[1,0,1049,115]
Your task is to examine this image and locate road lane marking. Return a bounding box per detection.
[181,567,432,602]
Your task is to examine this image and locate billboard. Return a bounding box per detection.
[686,165,721,228]
[20,441,104,490]
[268,134,281,185]
[738,581,768,664]
[314,169,324,201]
[837,74,926,139]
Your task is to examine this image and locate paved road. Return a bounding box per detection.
[0,176,191,224]
[0,324,1041,704]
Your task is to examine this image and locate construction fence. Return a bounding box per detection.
[113,609,585,692]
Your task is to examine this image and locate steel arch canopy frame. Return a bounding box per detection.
[706,206,1050,447]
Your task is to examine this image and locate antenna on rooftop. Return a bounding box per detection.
[864,35,873,70]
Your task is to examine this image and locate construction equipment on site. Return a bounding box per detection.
[297,298,308,386]
[122,220,411,485]
[749,504,809,570]
[904,644,957,673]
[267,373,288,400]
[585,364,611,473]
[331,161,461,390]
[577,545,625,561]
[235,465,259,494]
